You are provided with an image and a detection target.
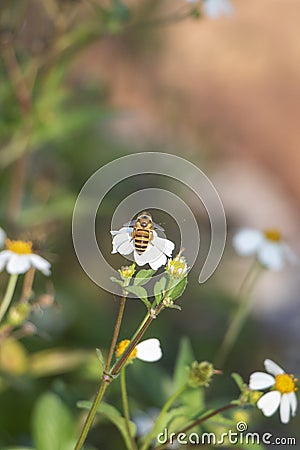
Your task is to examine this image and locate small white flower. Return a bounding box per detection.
[111,228,175,270]
[0,239,51,275]
[0,228,7,248]
[249,359,298,424]
[203,0,234,18]
[116,338,162,363]
[132,409,160,437]
[232,227,296,271]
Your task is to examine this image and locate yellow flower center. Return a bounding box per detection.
[275,373,298,394]
[5,239,33,254]
[115,339,137,361]
[167,255,187,278]
[263,229,282,242]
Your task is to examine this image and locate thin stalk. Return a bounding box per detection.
[120,367,138,450]
[152,403,236,450]
[141,384,187,450]
[74,380,109,450]
[74,292,128,450]
[0,274,19,324]
[105,292,127,372]
[215,260,263,366]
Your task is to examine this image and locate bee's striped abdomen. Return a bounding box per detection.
[134,229,150,254]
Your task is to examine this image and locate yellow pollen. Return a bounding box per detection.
[263,229,282,242]
[5,239,33,254]
[115,339,137,361]
[274,373,297,394]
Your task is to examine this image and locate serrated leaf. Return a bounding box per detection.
[32,393,76,450]
[154,276,167,304]
[77,401,136,450]
[173,337,195,391]
[168,277,187,301]
[134,269,156,286]
[125,286,151,309]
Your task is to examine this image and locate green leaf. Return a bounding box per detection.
[32,393,76,450]
[77,401,136,449]
[231,372,245,391]
[173,337,195,391]
[134,269,156,286]
[125,285,151,309]
[154,276,167,304]
[168,277,187,301]
[110,276,123,286]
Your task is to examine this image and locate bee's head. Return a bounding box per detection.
[137,211,152,227]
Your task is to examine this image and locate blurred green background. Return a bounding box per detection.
[0,0,299,448]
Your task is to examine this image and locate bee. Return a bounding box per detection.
[125,211,164,255]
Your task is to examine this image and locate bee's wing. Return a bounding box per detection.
[152,222,165,232]
[123,220,136,227]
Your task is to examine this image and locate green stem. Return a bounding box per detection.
[74,292,127,450]
[215,260,263,366]
[0,274,18,323]
[120,367,138,450]
[141,384,187,450]
[152,403,236,450]
[74,380,109,450]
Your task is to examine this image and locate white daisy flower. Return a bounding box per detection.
[232,227,296,271]
[111,214,175,270]
[203,0,234,18]
[249,359,298,424]
[116,338,162,363]
[0,239,51,276]
[166,252,188,278]
[0,228,7,248]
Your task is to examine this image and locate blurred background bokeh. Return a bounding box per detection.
[1,0,299,448]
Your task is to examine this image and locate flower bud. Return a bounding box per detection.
[8,303,30,326]
[188,361,215,388]
[166,253,187,279]
[118,263,135,285]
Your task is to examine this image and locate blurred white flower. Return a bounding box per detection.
[132,408,160,437]
[249,359,298,424]
[111,227,175,270]
[116,338,162,363]
[232,228,296,271]
[0,228,7,248]
[203,0,233,18]
[0,239,51,275]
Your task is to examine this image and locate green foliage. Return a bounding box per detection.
[153,276,167,304]
[168,276,187,301]
[133,269,156,286]
[78,401,136,449]
[125,285,151,309]
[32,393,76,450]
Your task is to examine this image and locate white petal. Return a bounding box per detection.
[257,242,284,270]
[149,253,167,270]
[6,254,31,274]
[232,228,263,256]
[152,234,175,257]
[249,372,275,390]
[112,229,134,255]
[289,391,298,416]
[0,227,7,247]
[134,245,166,269]
[257,391,281,417]
[136,338,162,362]
[280,393,291,423]
[134,250,149,267]
[0,250,11,271]
[29,254,51,276]
[264,359,284,376]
